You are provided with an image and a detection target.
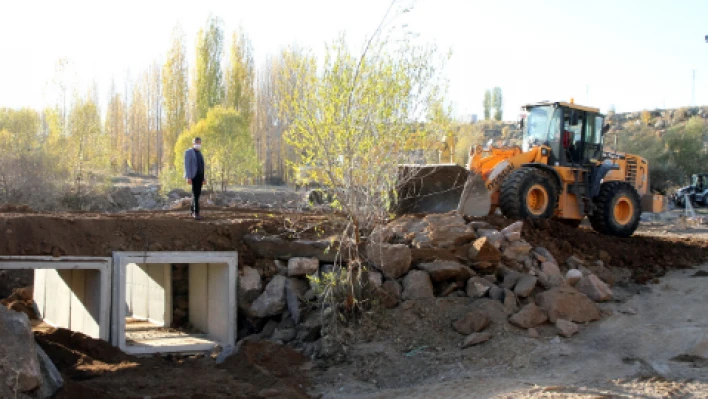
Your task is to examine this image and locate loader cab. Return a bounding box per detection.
[522,102,605,167]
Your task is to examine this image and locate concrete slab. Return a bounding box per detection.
[0,256,112,340]
[112,252,237,355]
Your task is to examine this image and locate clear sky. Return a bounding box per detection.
[1,0,707,119]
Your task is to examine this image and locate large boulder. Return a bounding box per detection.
[402,270,434,300]
[0,307,42,395]
[468,237,502,262]
[509,303,548,329]
[451,309,490,335]
[417,260,473,282]
[575,275,613,302]
[287,257,319,277]
[250,276,287,318]
[367,243,412,280]
[423,213,477,248]
[238,266,263,303]
[535,286,601,323]
[244,235,344,262]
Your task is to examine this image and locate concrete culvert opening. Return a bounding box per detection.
[113,252,237,355]
[0,256,112,341]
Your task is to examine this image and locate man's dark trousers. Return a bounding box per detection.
[191,173,204,216]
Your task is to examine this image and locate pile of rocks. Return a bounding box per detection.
[363,213,616,346]
[239,212,619,356]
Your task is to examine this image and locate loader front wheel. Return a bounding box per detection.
[589,181,641,237]
[499,167,558,220]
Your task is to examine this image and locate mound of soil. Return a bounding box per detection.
[479,216,708,283]
[35,328,313,399]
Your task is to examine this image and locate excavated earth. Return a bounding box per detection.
[2,206,708,398]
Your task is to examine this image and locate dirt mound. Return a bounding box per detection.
[218,340,311,398]
[35,327,313,399]
[0,209,337,263]
[472,216,708,283]
[36,328,129,366]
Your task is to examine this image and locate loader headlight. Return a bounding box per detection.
[541,148,549,156]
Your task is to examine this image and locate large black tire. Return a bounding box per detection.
[499,167,558,220]
[589,181,641,237]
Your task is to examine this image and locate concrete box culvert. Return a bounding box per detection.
[0,256,112,341]
[112,252,237,355]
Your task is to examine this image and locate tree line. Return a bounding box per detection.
[0,15,319,206]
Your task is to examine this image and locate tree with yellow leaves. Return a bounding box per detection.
[174,106,258,192]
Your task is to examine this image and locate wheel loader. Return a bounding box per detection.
[396,101,666,237]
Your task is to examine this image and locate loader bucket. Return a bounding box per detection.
[394,164,491,216]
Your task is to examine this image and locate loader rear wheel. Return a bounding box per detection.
[499,167,558,220]
[589,181,641,237]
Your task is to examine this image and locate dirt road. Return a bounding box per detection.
[314,264,708,398]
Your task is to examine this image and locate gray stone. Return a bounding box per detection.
[575,275,613,302]
[244,235,344,262]
[504,231,522,241]
[402,270,434,300]
[514,275,538,298]
[556,319,579,337]
[565,269,583,286]
[488,285,505,301]
[36,343,63,398]
[285,278,309,324]
[423,213,477,247]
[535,286,601,323]
[367,243,412,279]
[509,303,548,329]
[251,275,287,318]
[502,240,533,262]
[368,271,383,288]
[501,221,523,236]
[528,328,540,338]
[500,270,522,290]
[452,309,490,335]
[238,266,263,303]
[503,289,518,314]
[0,307,41,394]
[287,257,319,277]
[538,261,565,288]
[417,260,473,282]
[466,277,494,298]
[271,328,297,343]
[462,331,492,348]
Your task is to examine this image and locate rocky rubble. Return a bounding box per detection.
[236,212,623,360]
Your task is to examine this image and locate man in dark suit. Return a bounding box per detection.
[184,137,206,220]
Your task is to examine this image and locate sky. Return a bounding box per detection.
[1,0,707,120]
